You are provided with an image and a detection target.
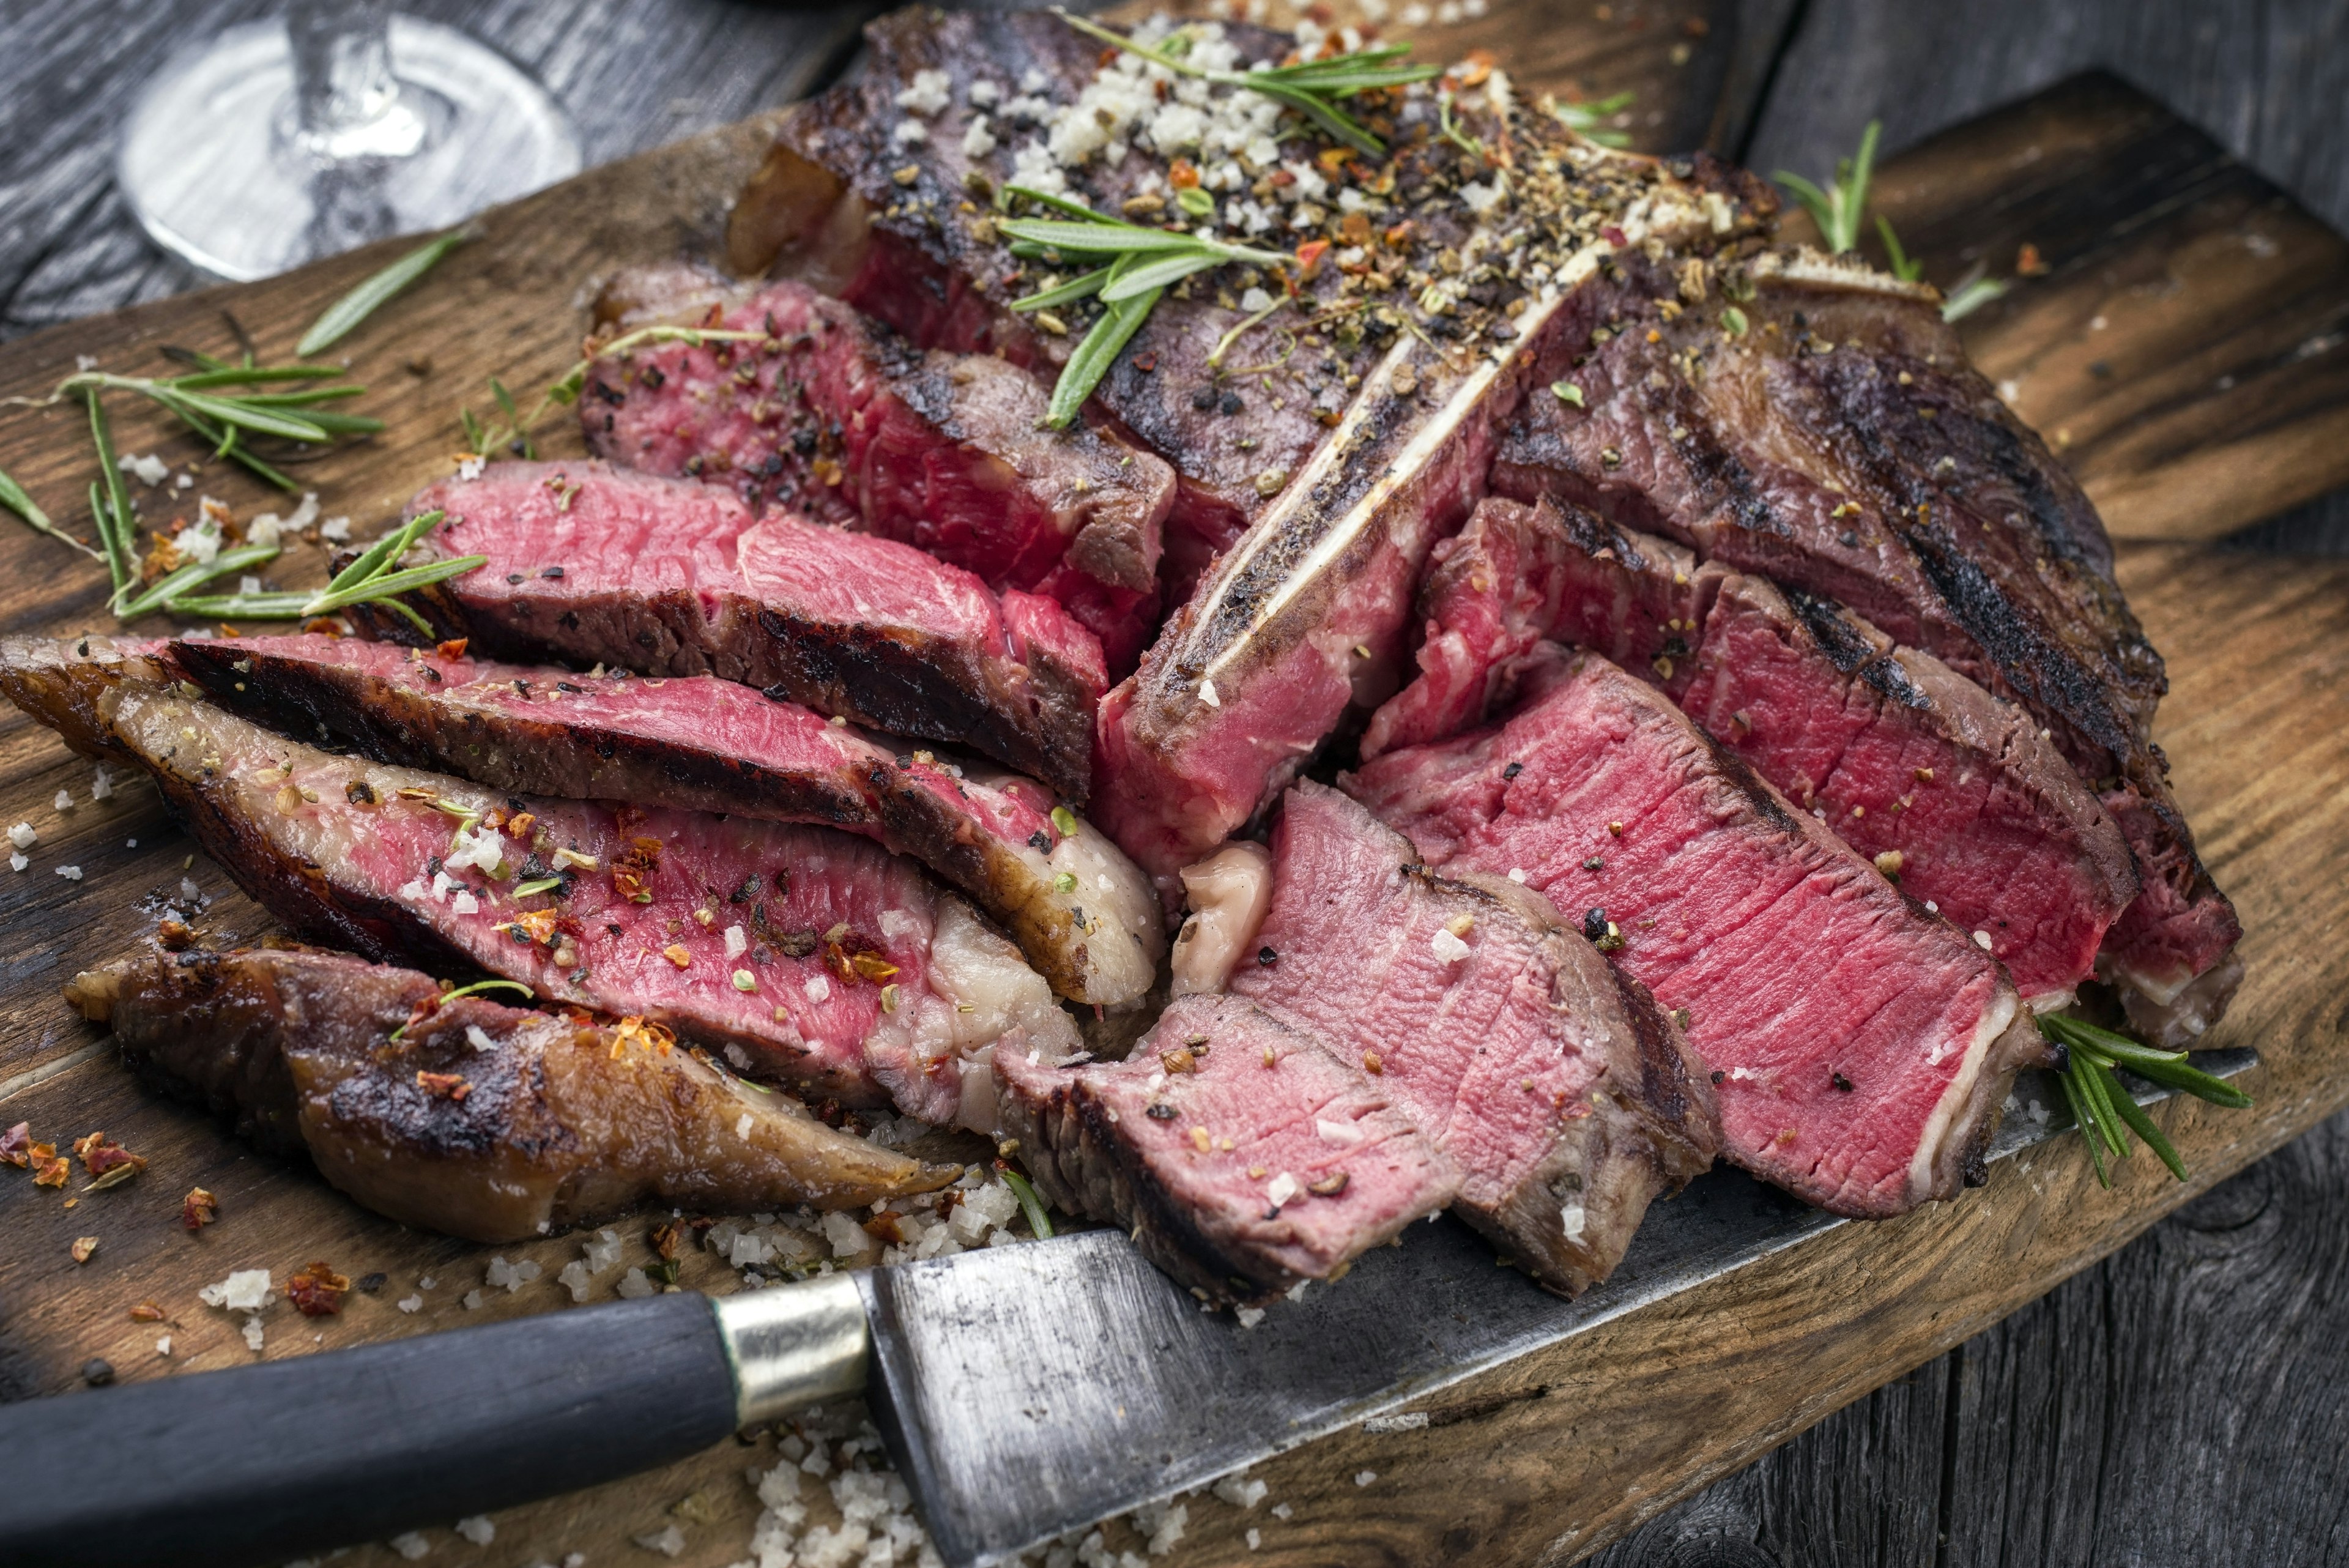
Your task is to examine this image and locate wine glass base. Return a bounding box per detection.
[117,15,582,283]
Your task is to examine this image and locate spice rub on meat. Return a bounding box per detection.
[373,461,1105,803]
[1490,250,2240,1042]
[0,636,1078,1127]
[996,991,1458,1306]
[1351,648,2040,1217]
[1365,497,2139,1008]
[65,945,957,1242]
[585,265,1174,673]
[167,633,1163,1009]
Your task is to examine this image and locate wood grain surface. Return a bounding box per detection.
[0,4,2345,1566]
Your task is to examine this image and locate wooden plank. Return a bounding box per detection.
[0,7,1759,1564]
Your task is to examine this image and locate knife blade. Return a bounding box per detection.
[0,1054,2250,1568]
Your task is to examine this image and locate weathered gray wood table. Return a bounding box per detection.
[2,1,2342,1561]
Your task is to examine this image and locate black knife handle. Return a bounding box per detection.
[0,1292,738,1568]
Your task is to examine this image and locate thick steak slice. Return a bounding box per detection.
[64,945,957,1242]
[1348,650,2041,1216]
[0,637,1076,1124]
[1365,497,2139,1006]
[1490,250,2240,1041]
[381,461,1104,801]
[727,10,1342,590]
[995,992,1458,1306]
[166,633,1163,1008]
[585,265,1171,672]
[1227,782,1718,1293]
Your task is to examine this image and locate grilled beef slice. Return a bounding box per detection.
[1365,497,2139,1006]
[995,992,1458,1306]
[380,461,1104,801]
[65,945,955,1241]
[1490,249,2240,1041]
[585,264,1173,672]
[1349,648,2042,1217]
[0,637,1078,1124]
[1225,782,1718,1293]
[166,633,1162,1008]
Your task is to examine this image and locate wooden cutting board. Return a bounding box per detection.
[2,6,2347,1564]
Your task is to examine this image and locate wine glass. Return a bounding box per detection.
[116,1,583,283]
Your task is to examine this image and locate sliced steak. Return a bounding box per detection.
[64,945,957,1241]
[1225,782,1718,1293]
[995,992,1458,1306]
[1365,497,2139,1006]
[379,461,1104,801]
[1348,648,2041,1217]
[0,637,1077,1124]
[1489,249,2240,1041]
[585,265,1172,672]
[166,633,1162,1008]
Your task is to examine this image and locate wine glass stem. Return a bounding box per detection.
[290,0,398,144]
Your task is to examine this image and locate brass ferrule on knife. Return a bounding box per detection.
[714,1275,874,1425]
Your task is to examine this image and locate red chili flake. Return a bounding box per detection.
[504,811,536,841]
[0,1121,29,1168]
[217,623,242,639]
[2016,242,2049,276]
[1294,239,1332,278]
[1603,225,1628,248]
[181,1187,220,1231]
[1131,352,1158,374]
[288,1260,351,1317]
[415,1071,472,1101]
[1315,145,1355,175]
[70,1236,99,1263]
[863,1211,908,1245]
[436,637,470,660]
[1269,168,1297,188]
[302,617,344,636]
[32,1146,68,1188]
[1167,158,1201,190]
[155,918,196,951]
[73,1132,146,1191]
[612,836,663,904]
[1458,50,1496,87]
[129,1301,167,1323]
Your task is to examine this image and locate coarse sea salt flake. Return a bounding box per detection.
[1266,1172,1299,1206]
[1314,1117,1363,1145]
[53,790,72,812]
[1235,1306,1266,1328]
[1560,1202,1587,1242]
[736,1112,754,1140]
[388,1532,430,1560]
[455,1517,494,1545]
[397,1294,423,1313]
[724,923,749,959]
[241,1318,265,1352]
[451,891,479,915]
[55,864,83,881]
[8,822,35,849]
[200,1268,272,1312]
[466,1025,497,1052]
[1430,927,1471,962]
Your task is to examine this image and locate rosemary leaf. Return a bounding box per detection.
[0,464,98,562]
[327,509,444,595]
[156,387,333,444]
[118,541,282,620]
[1941,274,2010,323]
[1003,185,1108,221]
[1876,215,1923,282]
[154,399,299,492]
[166,591,313,620]
[169,365,346,390]
[84,394,137,593]
[2055,1055,2111,1187]
[1010,266,1115,312]
[1000,1169,1056,1239]
[1047,277,1161,429]
[490,377,535,461]
[2101,1071,2189,1181]
[1096,250,1228,302]
[993,219,1218,257]
[304,553,488,617]
[297,228,470,357]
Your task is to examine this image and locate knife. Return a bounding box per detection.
[0,1053,2253,1568]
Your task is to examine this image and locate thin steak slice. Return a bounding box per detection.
[380,461,1104,802]
[166,633,1163,1009]
[64,944,957,1242]
[1224,782,1716,1292]
[0,637,1077,1124]
[1349,649,2041,1217]
[995,992,1459,1306]
[1365,497,2139,1007]
[585,265,1173,672]
[1489,249,2240,1041]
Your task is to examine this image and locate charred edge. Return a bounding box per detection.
[1607,968,1709,1172]
[752,608,1089,804]
[1069,1083,1290,1309]
[1690,716,1803,838]
[1781,588,1932,711]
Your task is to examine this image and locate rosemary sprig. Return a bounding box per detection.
[114,541,283,621]
[0,462,100,563]
[1552,91,1634,150]
[390,976,534,1041]
[998,188,1291,425]
[2041,1013,2252,1187]
[1781,123,2013,325]
[297,228,471,357]
[1775,119,1882,256]
[169,508,484,635]
[1055,10,1437,157]
[85,392,138,601]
